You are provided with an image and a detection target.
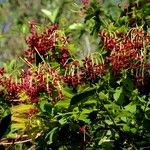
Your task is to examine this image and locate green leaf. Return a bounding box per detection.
[105,120,113,125]
[11,104,33,113]
[67,44,77,54]
[3,59,16,73]
[68,23,84,30]
[55,98,70,108]
[84,98,97,105]
[99,91,108,100]
[131,128,137,133]
[41,8,59,23]
[123,124,130,132]
[124,103,136,113]
[78,109,93,123]
[105,102,120,111]
[62,87,73,98]
[113,87,124,105]
[109,6,121,21]
[98,136,107,145]
[6,128,18,138]
[59,117,67,125]
[59,147,65,150]
[113,87,123,101]
[116,111,132,118]
[120,117,127,122]
[70,87,96,106]
[39,101,51,112]
[21,24,28,34]
[11,123,25,129]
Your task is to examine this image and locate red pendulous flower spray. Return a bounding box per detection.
[99,28,150,74]
[99,28,150,90]
[24,21,70,66]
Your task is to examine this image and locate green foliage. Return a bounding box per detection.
[70,87,96,106]
[41,8,59,23]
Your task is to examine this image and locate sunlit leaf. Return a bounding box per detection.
[41,8,59,23]
[11,104,33,113]
[55,98,70,108]
[99,91,108,100]
[124,103,136,113]
[11,123,25,129]
[12,116,27,123]
[68,23,84,30]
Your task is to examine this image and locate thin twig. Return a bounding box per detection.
[0,139,32,145]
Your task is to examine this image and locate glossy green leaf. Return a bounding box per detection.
[56,98,70,108]
[70,87,96,106]
[124,103,136,113]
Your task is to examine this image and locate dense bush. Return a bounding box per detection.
[0,0,150,149]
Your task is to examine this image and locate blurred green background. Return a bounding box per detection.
[2,0,149,64]
[0,0,84,63]
[0,0,126,63]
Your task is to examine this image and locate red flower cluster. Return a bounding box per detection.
[80,57,106,83]
[1,77,20,101]
[0,67,5,87]
[99,28,150,75]
[81,0,89,5]
[24,21,70,66]
[0,67,4,76]
[24,108,39,118]
[59,47,70,67]
[79,125,88,133]
[0,64,64,104]
[63,60,81,88]
[20,64,64,103]
[24,22,58,63]
[63,57,106,88]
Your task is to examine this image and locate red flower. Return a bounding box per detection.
[0,67,4,75]
[24,108,39,118]
[81,0,89,5]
